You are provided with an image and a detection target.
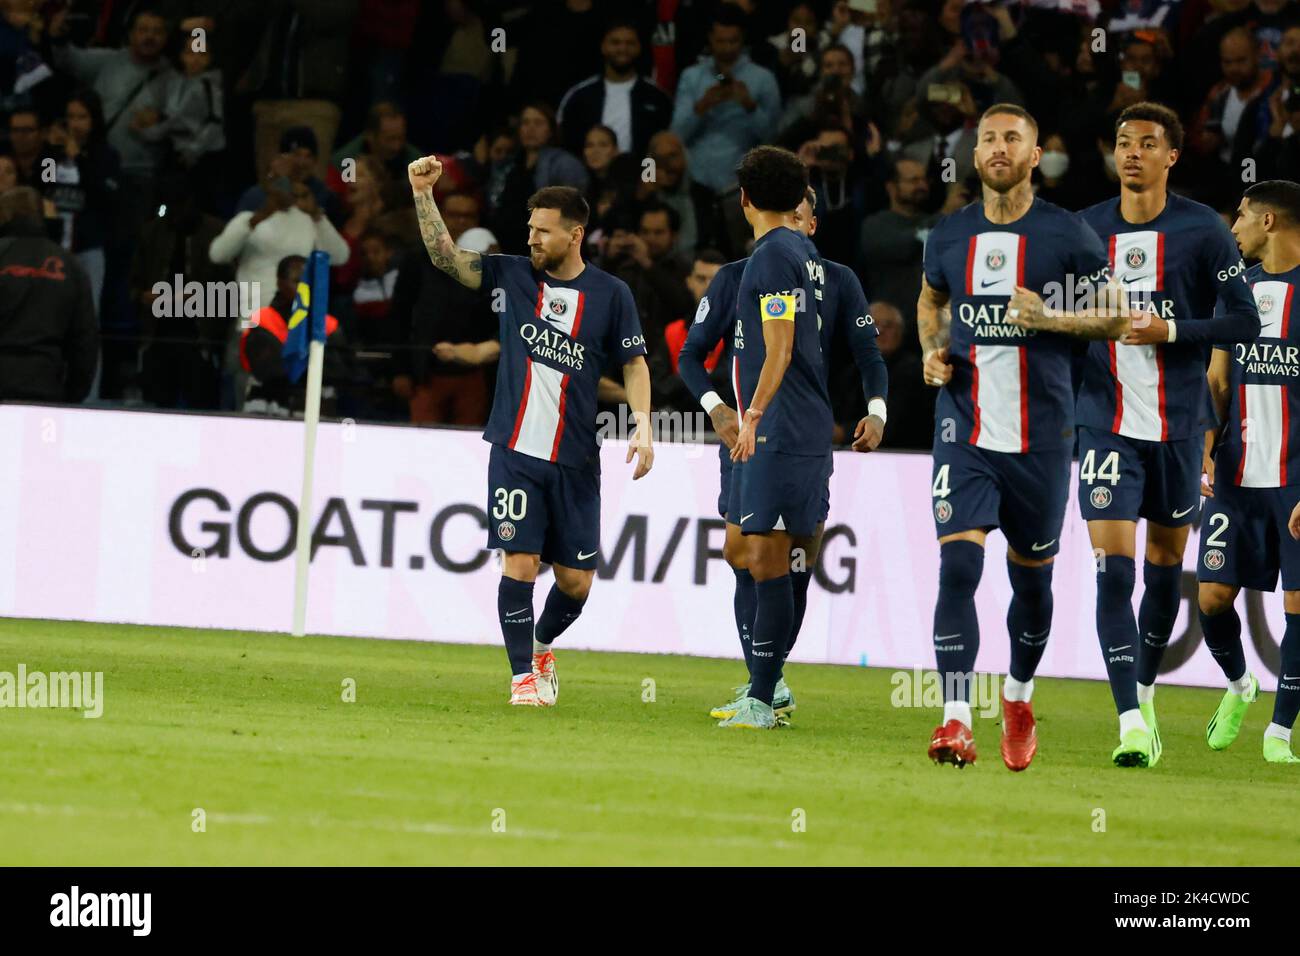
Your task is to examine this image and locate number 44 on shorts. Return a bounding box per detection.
[1080,449,1120,485]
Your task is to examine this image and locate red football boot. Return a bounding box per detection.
[1000,697,1038,771]
[928,719,977,767]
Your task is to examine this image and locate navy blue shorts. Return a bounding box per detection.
[1197,481,1300,592]
[930,440,1071,558]
[729,448,830,537]
[486,444,600,569]
[722,447,831,526]
[1076,425,1201,526]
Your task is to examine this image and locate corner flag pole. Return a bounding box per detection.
[292,251,329,637]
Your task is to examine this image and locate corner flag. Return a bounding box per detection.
[283,250,330,383]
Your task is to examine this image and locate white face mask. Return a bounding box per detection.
[1103,152,1118,175]
[1039,151,1069,179]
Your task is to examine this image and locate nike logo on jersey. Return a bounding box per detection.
[979,278,1006,289]
[1120,273,1152,285]
[576,550,598,561]
[740,513,754,524]
[1171,505,1195,518]
[1031,540,1056,551]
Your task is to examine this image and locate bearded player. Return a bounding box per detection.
[408,157,654,707]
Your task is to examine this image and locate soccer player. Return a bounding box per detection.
[920,103,1130,770]
[679,189,887,722]
[407,158,654,706]
[1074,103,1260,767]
[716,146,836,730]
[1197,180,1300,763]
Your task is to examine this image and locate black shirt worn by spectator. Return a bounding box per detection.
[389,247,497,383]
[0,216,97,402]
[557,75,673,159]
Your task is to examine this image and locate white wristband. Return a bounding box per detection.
[700,390,724,414]
[868,398,888,425]
[1166,319,1177,343]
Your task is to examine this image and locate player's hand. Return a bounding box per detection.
[627,421,654,480]
[1201,450,1216,498]
[433,341,474,364]
[1289,500,1300,541]
[922,346,952,387]
[709,404,740,450]
[1122,313,1169,345]
[1007,286,1051,330]
[852,414,884,452]
[731,407,762,462]
[408,155,443,192]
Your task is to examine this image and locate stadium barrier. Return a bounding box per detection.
[0,403,1280,689]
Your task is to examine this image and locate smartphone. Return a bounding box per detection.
[1122,71,1142,90]
[927,83,961,105]
[848,0,877,12]
[270,176,293,194]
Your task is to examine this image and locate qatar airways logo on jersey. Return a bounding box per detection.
[1234,341,1300,377]
[519,322,586,370]
[957,302,1036,338]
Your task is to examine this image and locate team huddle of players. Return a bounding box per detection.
[407,98,1300,769]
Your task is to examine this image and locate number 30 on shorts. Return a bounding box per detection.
[492,487,528,520]
[1080,449,1120,485]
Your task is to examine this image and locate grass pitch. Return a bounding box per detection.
[0,617,1294,866]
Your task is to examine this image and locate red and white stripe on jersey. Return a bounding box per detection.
[963,231,1025,296]
[1237,280,1295,488]
[964,231,1028,453]
[731,353,746,418]
[507,283,585,462]
[1108,230,1167,441]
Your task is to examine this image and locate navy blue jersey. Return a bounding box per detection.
[480,255,647,472]
[733,227,833,455]
[1075,193,1260,442]
[1216,263,1300,488]
[678,259,744,404]
[922,197,1110,453]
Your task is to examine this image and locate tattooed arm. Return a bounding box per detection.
[408,155,483,291]
[1006,281,1130,340]
[917,276,953,387]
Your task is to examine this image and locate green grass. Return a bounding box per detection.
[0,617,1294,866]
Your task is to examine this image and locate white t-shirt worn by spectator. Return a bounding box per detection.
[602,78,635,153]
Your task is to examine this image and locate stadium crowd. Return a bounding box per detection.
[0,0,1298,448]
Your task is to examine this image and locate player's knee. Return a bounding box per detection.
[938,540,985,597]
[1198,583,1236,617]
[1285,591,1300,616]
[502,552,541,581]
[555,568,594,602]
[723,534,747,570]
[1007,559,1053,605]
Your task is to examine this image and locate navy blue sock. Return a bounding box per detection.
[534,584,586,645]
[733,568,756,676]
[1273,612,1300,729]
[934,541,984,702]
[1137,560,1182,685]
[498,576,535,675]
[1097,555,1139,713]
[1006,560,1053,683]
[749,575,793,705]
[785,568,812,661]
[1199,604,1246,682]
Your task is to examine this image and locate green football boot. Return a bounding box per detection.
[1112,726,1155,768]
[716,697,778,729]
[1263,735,1300,763]
[1206,674,1259,751]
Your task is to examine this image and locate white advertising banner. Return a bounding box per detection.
[0,404,1282,689]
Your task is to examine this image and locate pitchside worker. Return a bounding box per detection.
[1073,103,1261,769]
[921,103,1131,770]
[678,188,887,723]
[408,157,654,707]
[1197,180,1300,764]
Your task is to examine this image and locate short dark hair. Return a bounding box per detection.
[710,4,747,33]
[276,255,307,281]
[443,189,481,209]
[822,42,855,68]
[1244,180,1300,226]
[527,186,590,227]
[1116,101,1184,151]
[735,145,808,213]
[639,201,681,233]
[804,186,817,211]
[694,248,727,266]
[365,101,406,134]
[0,186,42,225]
[980,103,1039,139]
[602,17,642,41]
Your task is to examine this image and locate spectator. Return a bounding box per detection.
[860,157,935,334]
[638,129,731,258]
[581,123,640,230]
[865,301,932,449]
[327,101,421,202]
[6,107,42,185]
[1188,28,1274,202]
[0,0,55,115]
[508,0,605,112]
[331,154,392,297]
[796,123,865,265]
[557,19,673,159]
[670,5,781,194]
[823,0,897,98]
[1033,131,1094,212]
[1258,53,1300,178]
[40,88,120,320]
[778,42,872,145]
[661,247,729,414]
[0,185,97,403]
[762,3,821,100]
[898,79,980,204]
[237,127,340,224]
[1103,35,1177,121]
[0,151,16,190]
[487,102,588,254]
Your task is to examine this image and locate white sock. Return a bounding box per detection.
[944,700,973,728]
[1136,681,1155,704]
[1228,673,1254,697]
[1003,676,1033,702]
[1265,722,1292,743]
[532,638,550,655]
[1119,708,1148,737]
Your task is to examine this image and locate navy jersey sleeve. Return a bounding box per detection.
[839,268,888,401]
[745,242,805,316]
[678,266,736,404]
[1069,216,1111,296]
[608,279,649,364]
[1178,222,1260,345]
[921,220,949,293]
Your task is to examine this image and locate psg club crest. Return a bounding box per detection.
[1126,247,1146,269]
[1203,548,1226,571]
[1258,294,1274,315]
[497,521,516,542]
[549,298,567,317]
[1089,486,1112,509]
[985,250,1006,271]
[765,297,788,318]
[934,499,953,524]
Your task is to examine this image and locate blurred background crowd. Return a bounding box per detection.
[0,0,1298,449]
